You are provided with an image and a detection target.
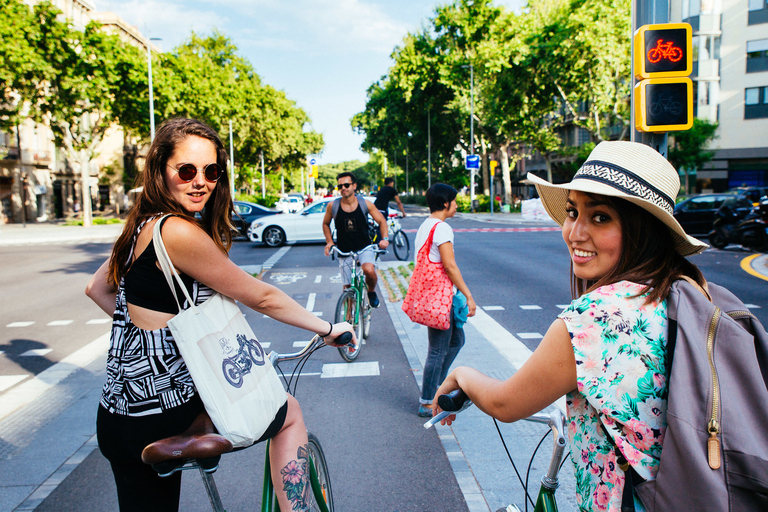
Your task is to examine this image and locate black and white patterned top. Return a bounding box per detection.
[100,220,214,417]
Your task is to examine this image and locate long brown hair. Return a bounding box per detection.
[571,194,705,304]
[108,118,235,287]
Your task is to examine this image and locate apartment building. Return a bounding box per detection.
[0,0,150,223]
[670,0,768,192]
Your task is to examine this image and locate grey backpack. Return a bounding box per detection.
[632,278,768,511]
[331,194,368,220]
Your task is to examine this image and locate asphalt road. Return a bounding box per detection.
[1,210,766,511]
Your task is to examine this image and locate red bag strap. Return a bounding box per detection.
[417,222,441,262]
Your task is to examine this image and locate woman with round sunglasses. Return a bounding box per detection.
[432,141,709,511]
[86,118,355,511]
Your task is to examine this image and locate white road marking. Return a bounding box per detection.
[321,361,380,378]
[482,306,505,311]
[0,375,28,392]
[517,332,544,339]
[313,312,323,316]
[262,245,292,270]
[47,320,73,326]
[293,341,310,348]
[86,318,111,324]
[306,293,316,312]
[556,304,571,309]
[0,332,110,421]
[314,275,322,283]
[746,304,761,309]
[21,349,53,357]
[519,305,542,310]
[269,272,307,285]
[7,321,34,328]
[260,342,271,348]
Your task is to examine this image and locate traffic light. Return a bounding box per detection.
[489,160,498,177]
[311,164,318,179]
[634,23,693,132]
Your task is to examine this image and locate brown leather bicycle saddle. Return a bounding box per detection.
[141,411,233,476]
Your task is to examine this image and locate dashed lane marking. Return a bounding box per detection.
[556,304,570,309]
[746,304,761,309]
[519,305,542,310]
[20,349,53,357]
[7,321,34,328]
[306,293,316,312]
[261,245,292,270]
[47,320,73,326]
[293,341,309,348]
[86,318,111,324]
[321,361,380,378]
[517,332,544,339]
[314,275,322,283]
[482,306,504,311]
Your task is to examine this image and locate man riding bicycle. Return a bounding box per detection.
[323,172,389,308]
[374,177,407,220]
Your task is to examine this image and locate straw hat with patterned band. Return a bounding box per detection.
[526,141,708,257]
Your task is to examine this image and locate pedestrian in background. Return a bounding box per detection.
[414,183,476,417]
[85,117,354,512]
[433,141,709,511]
[374,177,407,219]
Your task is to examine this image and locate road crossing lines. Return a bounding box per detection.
[20,349,53,357]
[5,319,114,328]
[7,321,34,328]
[482,305,504,311]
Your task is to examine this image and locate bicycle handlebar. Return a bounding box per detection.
[329,244,387,259]
[268,332,353,366]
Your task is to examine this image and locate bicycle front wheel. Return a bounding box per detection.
[335,290,362,362]
[392,230,410,261]
[307,433,334,512]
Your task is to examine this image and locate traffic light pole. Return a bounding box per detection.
[632,0,669,157]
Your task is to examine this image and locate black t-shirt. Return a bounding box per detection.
[335,201,371,252]
[374,186,398,211]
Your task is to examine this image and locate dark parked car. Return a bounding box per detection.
[232,201,278,238]
[673,193,753,236]
[728,186,768,206]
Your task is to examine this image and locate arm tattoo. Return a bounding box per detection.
[280,444,310,511]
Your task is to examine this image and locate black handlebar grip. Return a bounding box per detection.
[437,389,468,412]
[335,331,353,346]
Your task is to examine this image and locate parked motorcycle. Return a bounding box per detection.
[708,196,768,252]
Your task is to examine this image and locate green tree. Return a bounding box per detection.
[669,118,719,194]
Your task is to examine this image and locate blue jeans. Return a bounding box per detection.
[420,310,465,404]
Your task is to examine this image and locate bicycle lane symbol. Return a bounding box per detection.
[268,272,308,285]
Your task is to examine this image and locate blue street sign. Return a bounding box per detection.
[465,154,480,169]
[310,159,316,165]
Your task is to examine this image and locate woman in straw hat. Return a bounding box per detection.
[432,141,708,511]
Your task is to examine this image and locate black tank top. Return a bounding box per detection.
[124,217,195,314]
[335,200,371,252]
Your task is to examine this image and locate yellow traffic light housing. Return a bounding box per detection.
[635,77,693,132]
[489,160,498,176]
[634,23,692,79]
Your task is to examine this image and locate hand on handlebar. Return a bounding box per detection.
[378,239,389,250]
[324,243,335,257]
[323,322,357,347]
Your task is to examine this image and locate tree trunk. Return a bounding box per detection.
[80,151,93,227]
[546,154,553,183]
[481,138,489,195]
[500,141,513,205]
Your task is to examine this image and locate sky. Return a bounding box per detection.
[94,0,523,165]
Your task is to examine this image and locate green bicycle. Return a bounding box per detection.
[427,390,569,512]
[330,244,386,362]
[141,333,351,512]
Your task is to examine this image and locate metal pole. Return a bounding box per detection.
[228,120,235,200]
[427,110,431,189]
[470,64,475,212]
[147,38,161,141]
[260,150,265,199]
[634,0,669,157]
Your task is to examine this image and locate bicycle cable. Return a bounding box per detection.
[492,418,538,510]
[524,429,552,512]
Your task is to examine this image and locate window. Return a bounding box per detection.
[693,35,721,61]
[749,0,768,25]
[747,39,768,72]
[745,86,768,119]
[749,0,766,11]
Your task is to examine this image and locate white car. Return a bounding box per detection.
[249,199,334,246]
[274,195,304,214]
[248,197,398,247]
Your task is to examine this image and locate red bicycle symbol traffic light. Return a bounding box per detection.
[647,39,683,64]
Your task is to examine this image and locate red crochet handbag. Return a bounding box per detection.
[402,222,453,330]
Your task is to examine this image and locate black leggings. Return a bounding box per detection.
[97,397,288,511]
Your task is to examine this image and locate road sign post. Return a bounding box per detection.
[465,155,480,213]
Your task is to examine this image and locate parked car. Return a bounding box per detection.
[673,192,753,236]
[275,195,304,213]
[728,186,768,206]
[231,201,278,238]
[249,198,334,246]
[247,197,398,247]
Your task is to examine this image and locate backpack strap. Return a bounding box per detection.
[600,422,645,512]
[332,194,368,219]
[678,275,711,302]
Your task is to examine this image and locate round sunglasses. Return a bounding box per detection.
[167,162,223,183]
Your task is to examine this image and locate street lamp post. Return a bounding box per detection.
[147,38,162,141]
[406,131,412,194]
[462,64,475,212]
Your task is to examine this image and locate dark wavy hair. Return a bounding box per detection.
[108,118,235,287]
[572,193,705,304]
[426,183,458,212]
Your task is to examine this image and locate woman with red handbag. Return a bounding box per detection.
[404,183,476,417]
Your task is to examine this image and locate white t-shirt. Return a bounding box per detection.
[414,218,454,263]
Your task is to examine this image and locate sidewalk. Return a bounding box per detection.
[0,221,124,246]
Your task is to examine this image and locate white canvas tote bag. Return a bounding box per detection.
[153,216,287,448]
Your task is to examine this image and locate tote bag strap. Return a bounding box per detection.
[417,221,441,263]
[152,214,198,313]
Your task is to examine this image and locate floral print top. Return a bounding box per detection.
[558,281,668,512]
